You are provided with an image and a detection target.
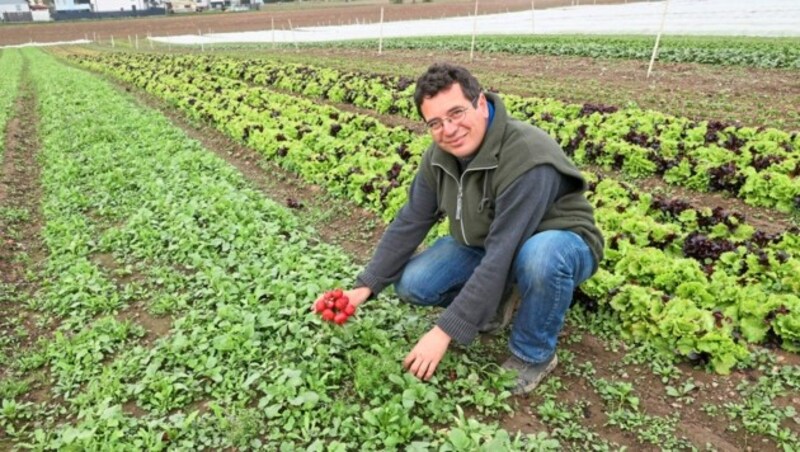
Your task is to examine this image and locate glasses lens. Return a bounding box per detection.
[426,104,473,132]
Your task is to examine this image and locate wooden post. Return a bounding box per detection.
[469,0,478,62]
[647,0,670,78]
[531,0,535,34]
[378,7,384,55]
[111,35,115,47]
[272,17,275,48]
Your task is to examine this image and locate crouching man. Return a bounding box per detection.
[317,62,603,394]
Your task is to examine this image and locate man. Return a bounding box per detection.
[319,63,603,395]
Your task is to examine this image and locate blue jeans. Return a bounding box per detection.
[394,231,595,364]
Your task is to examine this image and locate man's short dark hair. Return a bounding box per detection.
[413,63,483,119]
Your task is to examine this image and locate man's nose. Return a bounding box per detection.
[442,118,458,135]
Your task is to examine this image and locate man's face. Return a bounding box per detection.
[420,83,489,159]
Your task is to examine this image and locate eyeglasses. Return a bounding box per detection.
[424,96,480,133]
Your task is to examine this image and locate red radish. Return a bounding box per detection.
[315,288,356,326]
[322,309,335,321]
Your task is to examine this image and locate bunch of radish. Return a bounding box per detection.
[314,288,356,325]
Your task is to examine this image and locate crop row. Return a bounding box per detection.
[74,53,800,250]
[78,55,429,222]
[2,49,541,450]
[0,49,24,164]
[73,53,800,372]
[298,35,800,69]
[586,175,799,367]
[75,53,800,214]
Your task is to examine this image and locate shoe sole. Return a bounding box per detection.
[517,355,559,395]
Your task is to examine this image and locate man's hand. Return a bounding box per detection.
[341,287,371,308]
[403,326,451,381]
[311,286,371,312]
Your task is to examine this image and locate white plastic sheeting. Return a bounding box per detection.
[152,0,800,46]
[0,39,90,49]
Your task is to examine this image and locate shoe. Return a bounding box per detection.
[479,286,520,335]
[501,354,559,395]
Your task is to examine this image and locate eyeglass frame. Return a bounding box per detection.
[423,94,481,133]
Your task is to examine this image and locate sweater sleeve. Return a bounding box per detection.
[356,172,440,295]
[436,165,562,345]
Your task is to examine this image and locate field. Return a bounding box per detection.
[0,0,630,47]
[1,1,800,450]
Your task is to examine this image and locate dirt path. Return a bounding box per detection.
[0,53,51,417]
[0,54,45,326]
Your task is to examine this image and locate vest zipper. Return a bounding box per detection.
[433,162,498,247]
[456,184,463,221]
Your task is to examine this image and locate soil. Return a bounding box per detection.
[0,53,63,440]
[89,251,173,345]
[0,56,47,362]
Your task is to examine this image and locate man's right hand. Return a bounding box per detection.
[343,287,372,308]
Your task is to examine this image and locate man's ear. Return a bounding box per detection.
[477,93,489,117]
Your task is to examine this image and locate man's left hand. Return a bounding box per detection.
[403,326,451,381]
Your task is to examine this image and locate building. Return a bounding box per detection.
[0,0,30,14]
[91,0,146,12]
[53,0,92,11]
[29,3,51,20]
[51,0,90,12]
[1,0,31,22]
